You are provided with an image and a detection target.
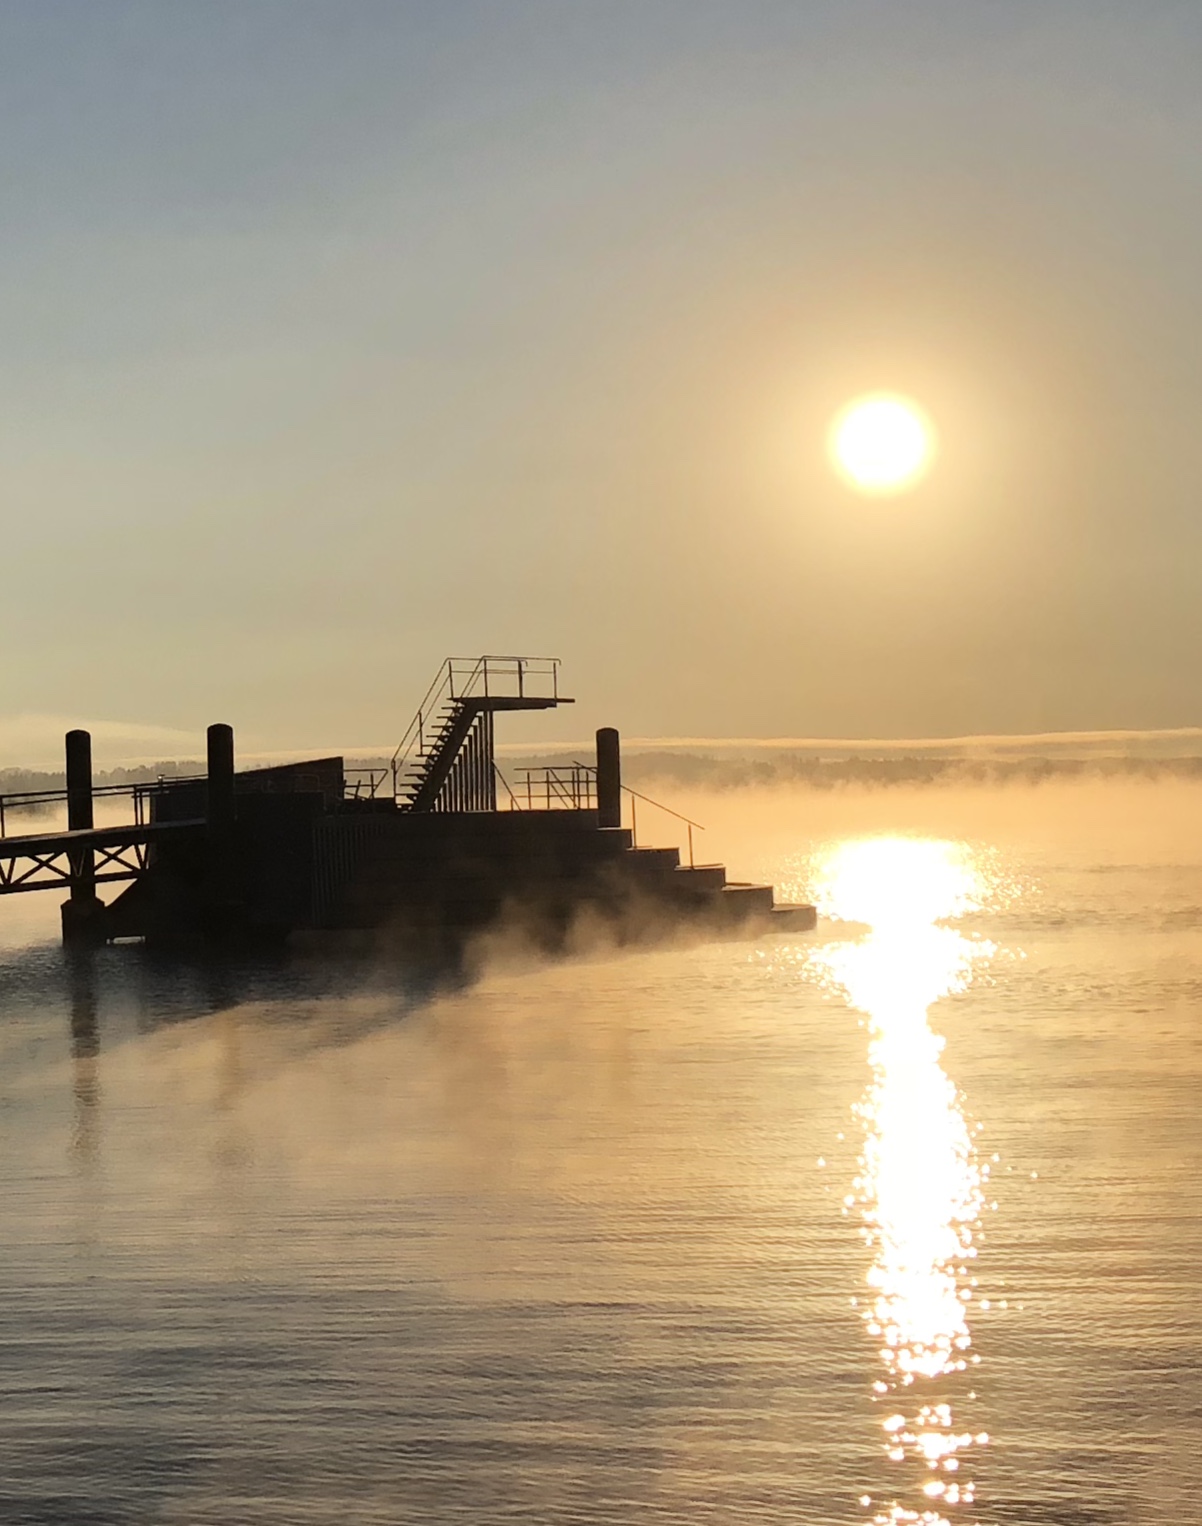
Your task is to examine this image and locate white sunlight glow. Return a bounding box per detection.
[830,394,935,496]
[812,837,994,1526]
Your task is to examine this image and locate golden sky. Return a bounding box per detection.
[2,2,1200,760]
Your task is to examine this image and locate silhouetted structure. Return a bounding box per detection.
[0,656,816,950]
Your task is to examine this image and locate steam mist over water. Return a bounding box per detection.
[1,778,1200,1523]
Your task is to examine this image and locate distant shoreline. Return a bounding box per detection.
[8,746,1202,802]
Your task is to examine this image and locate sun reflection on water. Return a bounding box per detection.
[813,837,994,1525]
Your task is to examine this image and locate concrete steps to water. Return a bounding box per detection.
[771,903,819,931]
[718,882,774,915]
[624,845,681,876]
[672,864,726,892]
[611,843,792,931]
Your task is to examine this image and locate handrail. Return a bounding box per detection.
[0,774,207,838]
[344,767,389,800]
[502,763,709,849]
[619,783,704,832]
[512,764,596,811]
[570,760,705,867]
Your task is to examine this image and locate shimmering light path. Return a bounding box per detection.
[813,838,995,1525]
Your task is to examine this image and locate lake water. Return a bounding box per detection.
[1,780,1199,1525]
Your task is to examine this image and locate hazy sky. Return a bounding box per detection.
[4,1,1202,761]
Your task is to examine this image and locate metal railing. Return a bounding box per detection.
[343,768,390,800]
[388,655,561,801]
[5,762,404,830]
[513,764,597,811]
[0,774,206,838]
[493,763,521,811]
[499,760,705,867]
[614,777,705,868]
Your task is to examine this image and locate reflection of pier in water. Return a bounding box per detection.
[48,935,478,1183]
[67,953,100,1166]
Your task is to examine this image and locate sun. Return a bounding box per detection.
[829,393,936,496]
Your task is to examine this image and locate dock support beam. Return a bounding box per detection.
[596,727,622,829]
[61,729,105,946]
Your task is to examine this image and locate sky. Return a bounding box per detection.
[3,0,1202,763]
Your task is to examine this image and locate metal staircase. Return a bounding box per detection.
[390,656,572,812]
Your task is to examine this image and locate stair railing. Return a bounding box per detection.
[564,761,705,867]
[621,783,705,868]
[389,656,562,802]
[389,659,457,798]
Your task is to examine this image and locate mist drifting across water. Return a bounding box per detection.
[0,777,1200,1523]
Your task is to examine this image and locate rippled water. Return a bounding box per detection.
[1,781,1199,1524]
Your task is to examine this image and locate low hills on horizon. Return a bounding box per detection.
[8,727,1202,805]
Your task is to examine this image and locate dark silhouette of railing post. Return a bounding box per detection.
[61,728,105,946]
[596,727,622,829]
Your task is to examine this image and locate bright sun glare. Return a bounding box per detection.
[830,394,936,496]
[811,837,994,1526]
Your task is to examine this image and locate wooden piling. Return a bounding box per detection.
[202,723,241,937]
[206,724,236,845]
[596,727,622,828]
[61,729,103,945]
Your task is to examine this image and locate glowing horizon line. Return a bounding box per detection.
[487,725,1202,755]
[8,723,1202,773]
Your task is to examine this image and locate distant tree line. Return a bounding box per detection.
[0,760,204,795]
[501,750,1202,791]
[7,751,1202,816]
[0,760,204,818]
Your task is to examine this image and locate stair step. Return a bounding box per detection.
[718,882,775,918]
[771,903,818,931]
[673,864,726,891]
[626,846,681,874]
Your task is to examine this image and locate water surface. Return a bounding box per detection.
[1,780,1199,1524]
